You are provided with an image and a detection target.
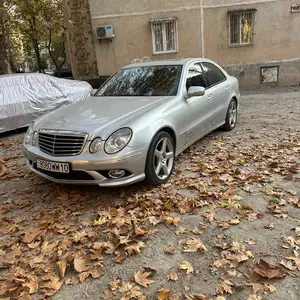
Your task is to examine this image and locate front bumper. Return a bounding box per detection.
[23,144,148,187]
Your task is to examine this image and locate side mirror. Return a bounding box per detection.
[185,86,205,100]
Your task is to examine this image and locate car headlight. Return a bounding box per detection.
[89,137,102,154]
[104,128,132,154]
[24,123,34,145]
[32,131,38,146]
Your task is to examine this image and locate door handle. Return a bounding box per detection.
[225,86,230,91]
[208,94,213,100]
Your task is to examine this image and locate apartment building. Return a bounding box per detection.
[64,0,300,88]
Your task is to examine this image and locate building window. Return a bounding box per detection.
[229,10,255,46]
[151,18,178,54]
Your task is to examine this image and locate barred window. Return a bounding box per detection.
[229,11,255,46]
[151,18,178,54]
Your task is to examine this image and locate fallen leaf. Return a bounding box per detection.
[103,290,114,300]
[114,250,127,264]
[148,216,160,226]
[264,190,284,197]
[78,271,90,283]
[28,241,40,249]
[41,275,62,296]
[109,278,121,291]
[23,227,41,244]
[288,198,300,207]
[286,256,300,270]
[134,270,154,287]
[185,294,212,300]
[245,239,256,245]
[90,249,103,261]
[253,259,286,279]
[22,274,39,294]
[179,261,194,274]
[229,219,240,225]
[191,227,204,235]
[157,288,171,300]
[119,282,134,293]
[134,223,151,236]
[93,265,105,277]
[164,246,175,254]
[246,213,259,222]
[65,277,79,285]
[162,215,180,226]
[184,238,207,253]
[202,210,215,223]
[57,260,67,279]
[248,295,262,300]
[217,221,230,229]
[213,259,230,269]
[286,190,297,196]
[263,223,274,229]
[176,226,187,235]
[216,280,233,295]
[74,253,90,273]
[93,216,107,226]
[167,273,178,281]
[125,242,145,255]
[264,283,276,293]
[280,260,297,271]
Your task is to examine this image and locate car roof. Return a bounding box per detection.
[123,58,216,69]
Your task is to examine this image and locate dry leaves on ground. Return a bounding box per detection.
[253,259,286,279]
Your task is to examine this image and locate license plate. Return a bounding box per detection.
[37,160,70,174]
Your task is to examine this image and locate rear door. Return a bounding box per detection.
[201,62,230,126]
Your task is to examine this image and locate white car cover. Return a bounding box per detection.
[0,73,92,133]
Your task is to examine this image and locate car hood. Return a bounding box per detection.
[35,96,169,139]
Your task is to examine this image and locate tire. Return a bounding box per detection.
[223,98,237,131]
[145,131,175,186]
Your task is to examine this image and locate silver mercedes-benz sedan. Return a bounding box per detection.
[23,58,240,187]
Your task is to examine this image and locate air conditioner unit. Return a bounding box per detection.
[95,25,115,39]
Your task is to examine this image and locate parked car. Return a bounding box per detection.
[54,68,73,78]
[0,73,92,133]
[44,68,55,76]
[23,58,240,187]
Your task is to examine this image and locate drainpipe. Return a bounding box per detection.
[200,0,205,57]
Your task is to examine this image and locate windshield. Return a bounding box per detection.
[95,65,182,97]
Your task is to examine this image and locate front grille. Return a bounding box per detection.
[38,130,87,156]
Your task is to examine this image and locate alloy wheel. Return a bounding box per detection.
[229,101,237,128]
[153,137,174,180]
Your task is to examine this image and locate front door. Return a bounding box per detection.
[184,62,215,144]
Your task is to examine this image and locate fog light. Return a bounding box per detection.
[108,170,126,179]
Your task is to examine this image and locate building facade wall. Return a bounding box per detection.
[87,0,300,88]
[63,0,99,80]
[91,5,201,75]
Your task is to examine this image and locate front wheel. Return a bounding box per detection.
[223,99,237,131]
[145,132,175,186]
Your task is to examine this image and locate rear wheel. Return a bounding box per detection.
[145,132,175,185]
[223,99,237,131]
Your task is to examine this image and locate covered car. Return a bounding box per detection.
[0,73,92,133]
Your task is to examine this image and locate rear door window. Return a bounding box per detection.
[201,62,226,88]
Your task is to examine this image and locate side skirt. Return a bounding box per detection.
[175,121,225,156]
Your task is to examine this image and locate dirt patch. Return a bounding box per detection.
[0,87,299,300]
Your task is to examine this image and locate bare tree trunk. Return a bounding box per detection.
[29,13,43,72]
[44,7,66,76]
[0,4,11,75]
